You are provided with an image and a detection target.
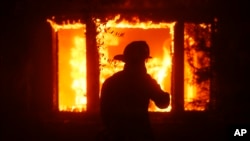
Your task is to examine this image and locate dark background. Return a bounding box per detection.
[1,0,250,141]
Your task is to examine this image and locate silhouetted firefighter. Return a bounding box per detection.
[99,41,170,141]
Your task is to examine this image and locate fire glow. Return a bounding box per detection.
[96,15,174,112]
[47,15,210,112]
[47,19,87,112]
[184,23,211,111]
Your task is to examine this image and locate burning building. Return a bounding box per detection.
[6,0,249,140]
[3,0,219,114]
[45,12,214,113]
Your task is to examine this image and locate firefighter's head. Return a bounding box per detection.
[114,41,151,64]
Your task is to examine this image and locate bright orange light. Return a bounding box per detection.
[70,36,87,112]
[47,16,211,113]
[47,18,85,32]
[48,19,87,112]
[96,15,175,112]
[184,23,211,111]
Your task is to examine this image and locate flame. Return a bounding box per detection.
[48,16,210,112]
[47,18,85,32]
[103,15,173,29]
[184,23,211,111]
[70,36,87,112]
[48,18,87,112]
[96,15,175,112]
[146,45,172,112]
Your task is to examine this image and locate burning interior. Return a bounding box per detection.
[47,15,212,113]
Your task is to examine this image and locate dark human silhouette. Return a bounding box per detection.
[100,41,170,141]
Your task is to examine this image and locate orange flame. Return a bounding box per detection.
[47,18,84,32]
[184,23,211,111]
[48,16,210,112]
[96,15,175,112]
[48,18,87,112]
[70,36,87,112]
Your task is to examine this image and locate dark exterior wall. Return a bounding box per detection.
[1,14,53,118]
[215,19,250,122]
[28,17,54,114]
[1,15,32,115]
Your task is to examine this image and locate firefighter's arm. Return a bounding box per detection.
[147,76,170,109]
